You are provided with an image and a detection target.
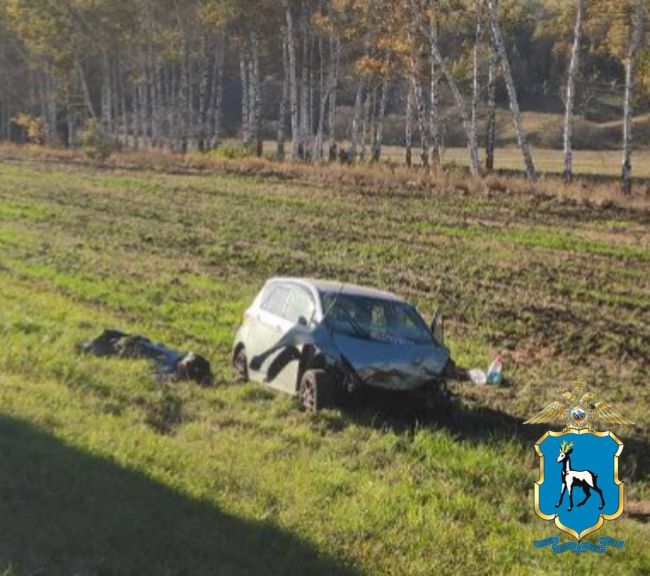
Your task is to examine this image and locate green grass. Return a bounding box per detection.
[0,157,648,575]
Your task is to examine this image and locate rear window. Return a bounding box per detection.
[260,285,290,317]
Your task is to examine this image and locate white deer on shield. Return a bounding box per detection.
[555,440,605,512]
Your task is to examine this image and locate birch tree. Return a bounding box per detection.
[286,2,301,159]
[487,0,536,180]
[485,36,497,171]
[563,0,583,183]
[621,0,647,194]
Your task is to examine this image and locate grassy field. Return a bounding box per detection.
[0,153,648,575]
[261,141,650,179]
[380,146,650,179]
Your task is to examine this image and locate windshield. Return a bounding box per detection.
[321,292,432,345]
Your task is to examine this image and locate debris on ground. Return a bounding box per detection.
[79,329,213,385]
[468,353,503,386]
[486,353,503,385]
[468,368,488,386]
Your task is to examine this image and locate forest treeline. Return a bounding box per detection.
[0,0,648,190]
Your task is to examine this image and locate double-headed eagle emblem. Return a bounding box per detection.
[524,382,634,430]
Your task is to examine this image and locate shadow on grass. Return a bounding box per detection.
[341,386,649,485]
[0,414,362,576]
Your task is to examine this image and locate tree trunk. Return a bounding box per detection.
[327,36,340,162]
[621,0,646,195]
[487,0,536,180]
[314,35,337,161]
[101,53,112,135]
[187,56,195,149]
[350,77,365,162]
[405,81,414,168]
[412,78,429,170]
[563,0,582,183]
[132,82,141,149]
[485,34,497,171]
[208,30,225,149]
[77,61,96,119]
[197,39,209,151]
[429,10,441,167]
[427,40,480,176]
[471,5,482,172]
[145,60,156,146]
[286,3,301,160]
[119,63,127,146]
[142,61,152,146]
[372,80,389,163]
[240,51,250,147]
[169,65,178,148]
[45,71,57,143]
[66,101,76,148]
[277,27,289,160]
[179,54,189,152]
[300,4,311,158]
[360,83,372,161]
[250,31,263,157]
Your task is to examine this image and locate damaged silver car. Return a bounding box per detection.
[232,278,450,411]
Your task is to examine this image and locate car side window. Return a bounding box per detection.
[260,285,290,318]
[283,287,315,325]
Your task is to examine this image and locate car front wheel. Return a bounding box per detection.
[298,369,335,412]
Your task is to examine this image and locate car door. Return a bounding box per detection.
[245,283,291,382]
[272,285,316,393]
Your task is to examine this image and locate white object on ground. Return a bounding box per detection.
[468,368,487,385]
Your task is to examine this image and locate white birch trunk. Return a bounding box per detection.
[286,3,301,160]
[300,4,310,157]
[46,71,56,143]
[132,82,141,149]
[412,77,430,169]
[119,63,127,146]
[77,61,96,119]
[197,39,209,151]
[360,83,372,161]
[372,80,388,163]
[485,36,497,171]
[179,54,189,152]
[277,26,289,160]
[427,40,480,176]
[350,78,364,162]
[101,53,112,134]
[313,36,337,161]
[487,0,536,180]
[621,0,646,195]
[327,36,340,161]
[405,81,414,168]
[240,51,250,146]
[250,31,262,157]
[429,9,441,167]
[209,31,225,148]
[471,5,482,171]
[563,0,582,183]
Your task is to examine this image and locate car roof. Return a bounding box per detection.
[267,277,404,303]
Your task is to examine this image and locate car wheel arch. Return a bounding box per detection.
[296,345,331,391]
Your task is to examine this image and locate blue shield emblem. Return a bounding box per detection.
[535,429,624,540]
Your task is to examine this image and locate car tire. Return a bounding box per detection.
[298,369,335,412]
[233,347,249,383]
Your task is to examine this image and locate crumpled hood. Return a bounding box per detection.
[331,332,449,390]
